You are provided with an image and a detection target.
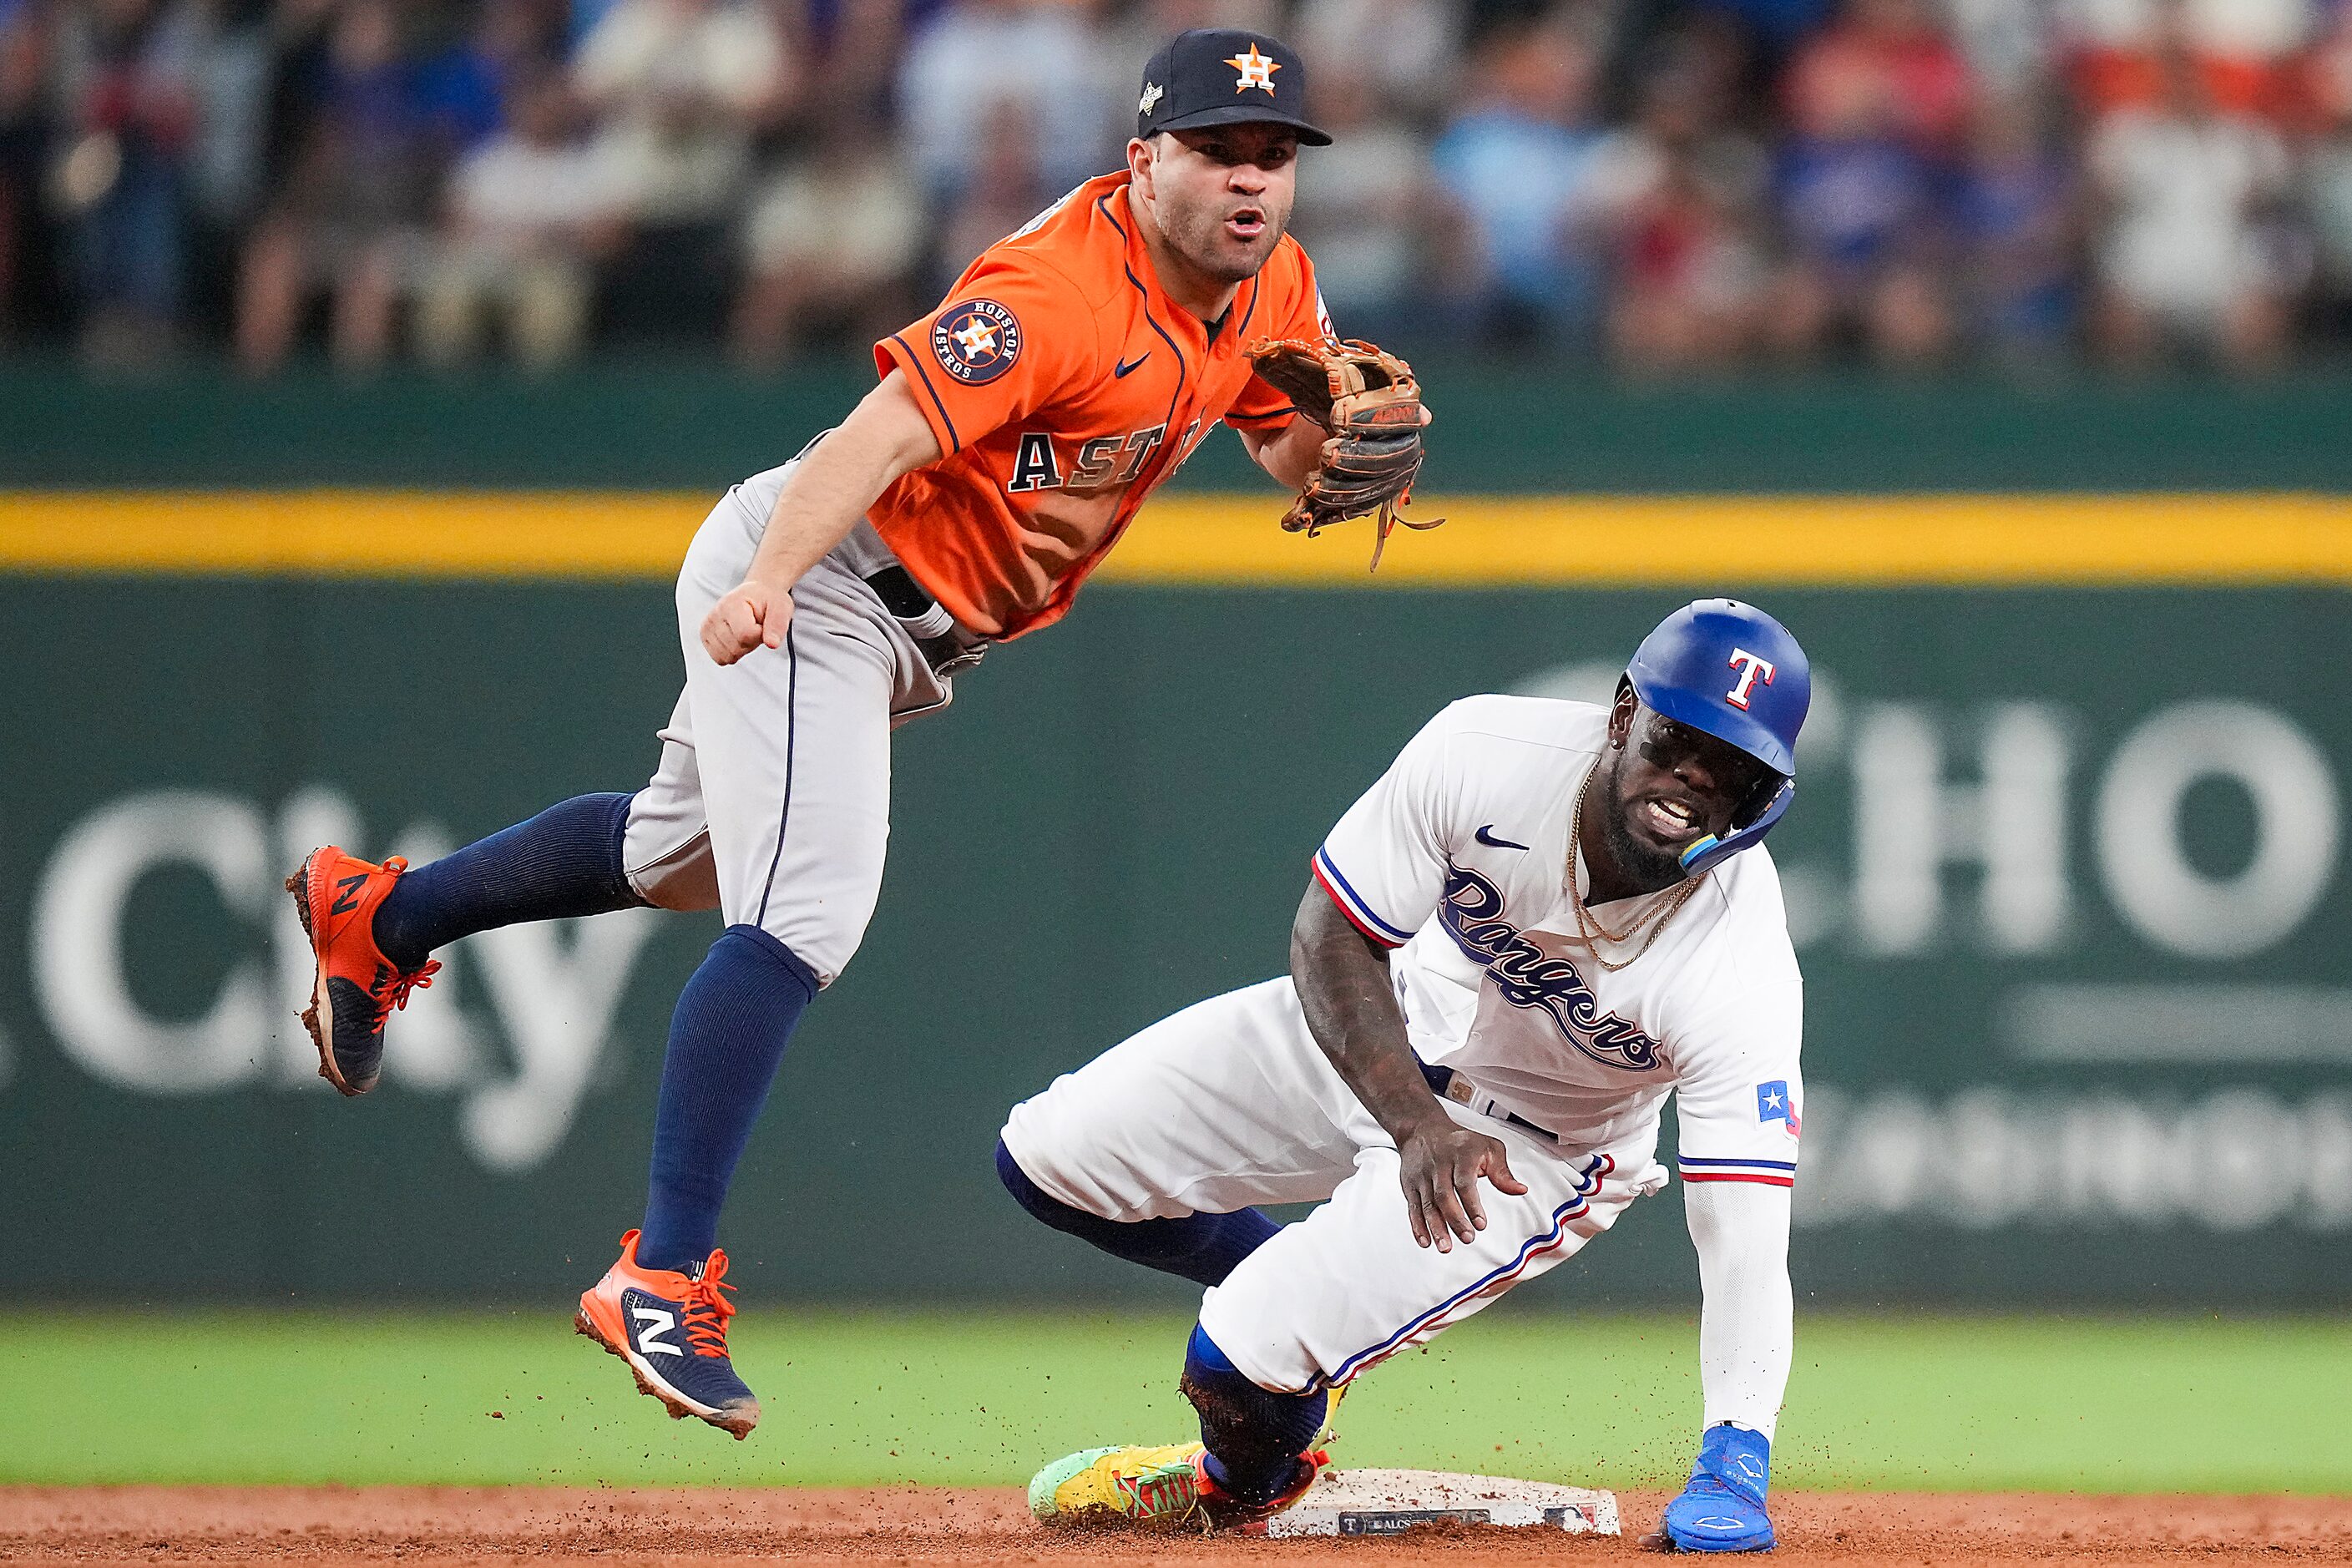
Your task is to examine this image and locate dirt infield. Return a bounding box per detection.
[6,1487,2349,1566]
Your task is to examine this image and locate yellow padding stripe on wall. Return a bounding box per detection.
[0,491,2346,584]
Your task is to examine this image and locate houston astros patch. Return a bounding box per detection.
[933,300,1022,385]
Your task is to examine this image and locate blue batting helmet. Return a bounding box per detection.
[1623,599,1809,878]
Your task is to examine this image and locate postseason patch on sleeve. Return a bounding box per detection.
[932,299,1023,385]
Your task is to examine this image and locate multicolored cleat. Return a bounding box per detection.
[1028,1441,1326,1530]
[284,846,440,1096]
[574,1229,760,1439]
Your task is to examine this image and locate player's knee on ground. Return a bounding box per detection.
[1180,1323,1326,1506]
[994,1139,1279,1288]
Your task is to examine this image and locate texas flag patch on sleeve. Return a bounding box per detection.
[1757,1080,1799,1136]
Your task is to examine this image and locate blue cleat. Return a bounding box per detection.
[574,1230,760,1439]
[1651,1424,1775,1551]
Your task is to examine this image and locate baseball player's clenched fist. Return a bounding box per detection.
[1394,1115,1529,1253]
[701,581,793,665]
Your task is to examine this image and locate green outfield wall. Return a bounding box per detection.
[2,364,2348,491]
[3,367,2349,1307]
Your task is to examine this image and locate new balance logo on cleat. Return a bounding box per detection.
[574,1230,761,1439]
[630,1303,683,1357]
[284,847,439,1097]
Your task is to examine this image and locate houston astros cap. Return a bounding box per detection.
[1136,28,1331,146]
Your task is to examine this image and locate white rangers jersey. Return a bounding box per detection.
[1309,695,1803,1191]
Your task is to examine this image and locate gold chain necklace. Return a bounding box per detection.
[1564,768,1703,973]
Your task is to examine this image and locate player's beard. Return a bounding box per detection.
[1163,195,1289,286]
[1595,753,1691,896]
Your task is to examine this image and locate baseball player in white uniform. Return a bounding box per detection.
[1002,599,1809,1550]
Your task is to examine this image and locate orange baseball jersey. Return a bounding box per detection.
[871,169,1328,640]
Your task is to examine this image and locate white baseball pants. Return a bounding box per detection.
[1000,976,1665,1393]
[618,462,953,985]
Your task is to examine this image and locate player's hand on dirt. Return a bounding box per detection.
[701,581,793,665]
[1395,1116,1528,1252]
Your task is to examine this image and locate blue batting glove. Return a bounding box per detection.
[1655,1424,1775,1552]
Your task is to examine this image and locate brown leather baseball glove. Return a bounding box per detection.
[1246,336,1442,570]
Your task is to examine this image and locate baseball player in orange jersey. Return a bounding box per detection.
[283,28,1429,1437]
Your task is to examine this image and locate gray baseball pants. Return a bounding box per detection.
[617,461,954,985]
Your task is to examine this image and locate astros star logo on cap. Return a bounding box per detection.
[1138,80,1162,114]
[1226,42,1278,94]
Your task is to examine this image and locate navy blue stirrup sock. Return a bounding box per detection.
[1181,1324,1327,1507]
[636,925,817,1272]
[372,791,643,970]
[994,1139,1279,1287]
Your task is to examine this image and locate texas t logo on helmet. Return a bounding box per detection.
[1623,599,1810,878]
[1724,648,1776,710]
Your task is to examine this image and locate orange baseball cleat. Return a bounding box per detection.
[284,846,440,1096]
[574,1229,761,1438]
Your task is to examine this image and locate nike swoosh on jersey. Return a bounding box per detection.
[1114,352,1151,378]
[1474,824,1530,850]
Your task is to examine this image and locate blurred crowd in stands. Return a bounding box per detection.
[2,0,2349,374]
